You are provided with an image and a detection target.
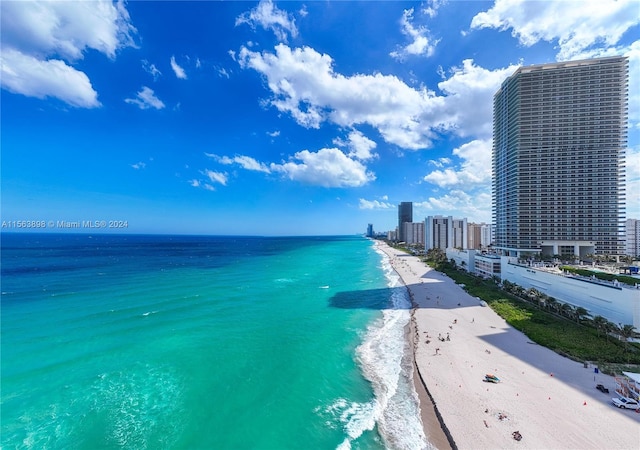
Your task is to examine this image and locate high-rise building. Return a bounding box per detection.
[492,56,628,257]
[625,219,640,257]
[366,224,374,238]
[403,222,425,246]
[468,222,492,250]
[426,216,467,251]
[397,202,413,242]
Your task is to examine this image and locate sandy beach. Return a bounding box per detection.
[376,241,640,450]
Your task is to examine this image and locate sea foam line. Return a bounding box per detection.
[332,243,429,450]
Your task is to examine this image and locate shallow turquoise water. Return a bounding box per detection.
[1,234,426,449]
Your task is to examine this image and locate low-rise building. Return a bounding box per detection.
[500,258,640,329]
[446,248,476,272]
[475,254,502,278]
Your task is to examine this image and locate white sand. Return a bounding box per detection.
[377,241,640,450]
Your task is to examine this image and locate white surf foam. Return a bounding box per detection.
[349,244,432,450]
[320,243,433,450]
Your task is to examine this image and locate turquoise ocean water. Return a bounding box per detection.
[1,234,428,449]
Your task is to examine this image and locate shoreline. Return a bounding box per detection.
[376,240,639,449]
[407,310,456,450]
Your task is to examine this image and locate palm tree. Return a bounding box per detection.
[545,296,558,314]
[619,324,638,353]
[592,315,608,337]
[526,287,540,302]
[513,285,526,299]
[502,280,514,292]
[537,293,548,309]
[560,303,575,319]
[603,320,619,342]
[574,306,590,324]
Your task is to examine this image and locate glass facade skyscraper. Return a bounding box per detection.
[397,202,413,242]
[492,56,628,257]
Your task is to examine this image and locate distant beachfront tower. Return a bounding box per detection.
[425,216,467,251]
[468,222,492,250]
[492,56,628,258]
[403,222,425,245]
[626,219,640,257]
[397,202,413,242]
[366,224,374,238]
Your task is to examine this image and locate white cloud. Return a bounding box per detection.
[359,199,394,210]
[390,8,438,60]
[202,169,228,186]
[416,190,492,223]
[419,138,494,223]
[238,44,440,149]
[131,162,146,170]
[270,148,375,187]
[1,0,136,60]
[0,0,135,107]
[423,0,447,18]
[436,59,520,138]
[142,60,161,80]
[470,0,640,61]
[429,157,452,168]
[267,130,280,137]
[238,44,518,150]
[236,0,298,42]
[189,179,201,187]
[206,147,374,188]
[333,130,378,160]
[423,139,492,187]
[468,4,639,130]
[125,86,165,110]
[213,154,272,173]
[170,56,187,79]
[1,48,100,107]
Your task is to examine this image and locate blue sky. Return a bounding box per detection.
[2,0,639,235]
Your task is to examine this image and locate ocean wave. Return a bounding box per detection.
[348,243,429,450]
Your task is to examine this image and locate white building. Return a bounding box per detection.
[626,219,640,257]
[426,216,467,251]
[475,254,502,278]
[404,222,425,246]
[446,248,476,272]
[501,258,640,329]
[468,222,493,250]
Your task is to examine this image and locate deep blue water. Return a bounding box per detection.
[1,233,427,449]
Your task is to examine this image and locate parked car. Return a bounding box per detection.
[596,384,609,393]
[611,397,639,409]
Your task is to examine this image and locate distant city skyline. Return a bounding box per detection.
[2,1,639,235]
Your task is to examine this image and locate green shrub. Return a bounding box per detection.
[415,246,638,364]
